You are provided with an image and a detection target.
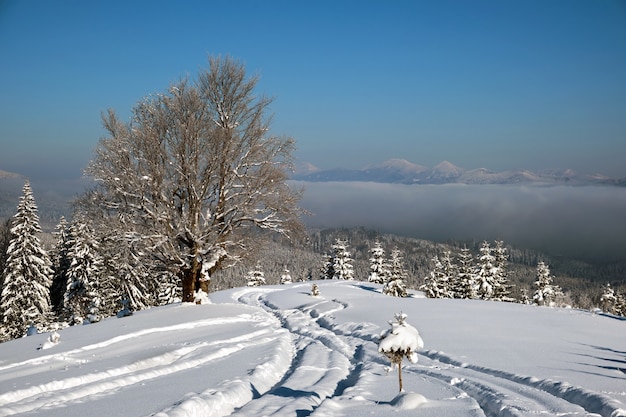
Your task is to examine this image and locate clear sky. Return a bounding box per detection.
[1,0,625,180]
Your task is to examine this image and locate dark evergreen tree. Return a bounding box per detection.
[63,221,105,325]
[319,253,334,280]
[50,216,72,315]
[0,181,53,340]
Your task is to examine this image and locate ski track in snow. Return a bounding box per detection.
[226,282,625,417]
[0,311,291,417]
[1,282,624,417]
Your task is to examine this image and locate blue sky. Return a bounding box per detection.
[1,0,625,180]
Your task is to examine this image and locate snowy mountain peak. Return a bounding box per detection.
[432,160,464,174]
[366,159,429,174]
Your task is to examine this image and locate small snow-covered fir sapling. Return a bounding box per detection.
[310,283,320,297]
[246,263,266,287]
[379,312,424,392]
[280,268,292,284]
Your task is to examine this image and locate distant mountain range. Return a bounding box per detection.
[293,159,626,186]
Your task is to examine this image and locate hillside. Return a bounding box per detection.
[0,281,624,417]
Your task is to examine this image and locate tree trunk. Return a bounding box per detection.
[397,361,403,392]
[181,268,196,303]
[198,279,210,295]
[180,262,212,303]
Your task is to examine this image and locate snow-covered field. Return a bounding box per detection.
[0,281,624,417]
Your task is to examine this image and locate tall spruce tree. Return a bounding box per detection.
[533,261,562,307]
[492,240,513,301]
[453,246,476,299]
[420,255,451,298]
[0,181,53,340]
[63,221,105,324]
[368,240,387,284]
[383,248,408,297]
[50,216,72,315]
[475,241,497,300]
[330,239,354,280]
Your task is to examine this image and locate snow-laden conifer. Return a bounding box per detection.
[50,217,72,315]
[63,221,105,325]
[532,261,562,307]
[383,248,408,297]
[453,246,476,299]
[246,263,266,287]
[600,283,618,314]
[420,255,451,298]
[310,282,320,297]
[319,253,334,280]
[368,240,388,284]
[492,240,513,301]
[379,312,424,392]
[600,283,617,314]
[475,241,498,300]
[280,268,292,284]
[0,181,53,340]
[330,239,354,280]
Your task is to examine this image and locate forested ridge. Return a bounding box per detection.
[211,226,626,308]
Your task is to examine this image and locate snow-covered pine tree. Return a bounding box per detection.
[102,234,159,312]
[615,293,626,317]
[453,246,476,299]
[50,217,72,315]
[383,248,408,297]
[0,218,11,286]
[63,221,105,325]
[368,240,388,284]
[310,282,320,297]
[378,312,424,392]
[319,253,334,280]
[532,261,562,307]
[420,255,451,298]
[475,241,498,300]
[246,263,266,287]
[331,239,354,280]
[0,181,53,340]
[492,240,513,301]
[280,268,292,284]
[440,251,456,298]
[600,283,618,314]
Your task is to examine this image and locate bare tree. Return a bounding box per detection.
[82,56,304,303]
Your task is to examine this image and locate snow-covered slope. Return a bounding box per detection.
[0,281,624,417]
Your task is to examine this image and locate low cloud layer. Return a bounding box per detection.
[296,182,626,262]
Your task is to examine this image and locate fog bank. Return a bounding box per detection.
[296,182,626,262]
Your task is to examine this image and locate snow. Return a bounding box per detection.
[0,281,624,417]
[379,312,424,363]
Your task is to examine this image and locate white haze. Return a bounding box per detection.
[296,182,626,261]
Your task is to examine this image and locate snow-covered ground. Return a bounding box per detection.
[0,281,624,417]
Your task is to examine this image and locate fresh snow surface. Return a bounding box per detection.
[0,281,624,417]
